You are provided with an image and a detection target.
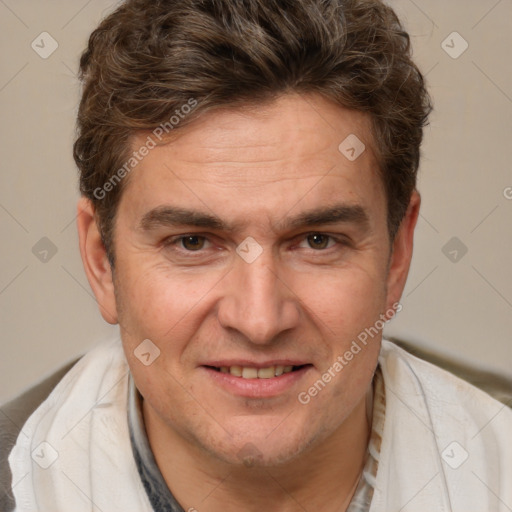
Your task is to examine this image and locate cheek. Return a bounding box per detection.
[290,262,387,336]
[298,267,385,417]
[115,259,221,339]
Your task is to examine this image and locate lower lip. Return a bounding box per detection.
[200,366,312,398]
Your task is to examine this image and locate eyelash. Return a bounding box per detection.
[162,233,349,256]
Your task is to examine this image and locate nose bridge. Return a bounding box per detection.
[218,248,298,344]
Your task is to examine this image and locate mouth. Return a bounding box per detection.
[200,363,313,398]
[204,364,312,379]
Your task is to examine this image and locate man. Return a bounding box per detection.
[2,0,511,510]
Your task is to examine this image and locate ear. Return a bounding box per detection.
[384,190,421,313]
[76,197,118,324]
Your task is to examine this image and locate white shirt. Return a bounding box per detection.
[8,337,512,511]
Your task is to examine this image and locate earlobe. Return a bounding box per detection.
[76,197,118,324]
[385,190,421,312]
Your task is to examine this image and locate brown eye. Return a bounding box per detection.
[181,235,206,251]
[306,234,331,250]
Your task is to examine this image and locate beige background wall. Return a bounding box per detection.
[1,0,511,404]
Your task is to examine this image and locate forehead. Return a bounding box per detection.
[137,94,375,167]
[119,93,386,233]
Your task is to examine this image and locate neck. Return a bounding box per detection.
[143,390,372,512]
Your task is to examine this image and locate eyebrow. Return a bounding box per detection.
[139,203,370,233]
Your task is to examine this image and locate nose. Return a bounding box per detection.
[217,248,301,345]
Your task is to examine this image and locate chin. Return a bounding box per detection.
[199,422,321,468]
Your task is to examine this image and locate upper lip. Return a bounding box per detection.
[201,360,311,369]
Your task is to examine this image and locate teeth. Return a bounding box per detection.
[242,367,258,379]
[257,366,275,379]
[229,365,242,377]
[220,365,296,378]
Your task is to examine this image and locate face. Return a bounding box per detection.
[93,94,408,466]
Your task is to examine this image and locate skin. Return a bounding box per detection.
[77,93,420,512]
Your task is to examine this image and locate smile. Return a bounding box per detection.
[207,364,309,379]
[200,364,313,398]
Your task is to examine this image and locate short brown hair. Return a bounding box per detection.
[73,0,432,266]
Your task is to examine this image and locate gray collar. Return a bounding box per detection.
[128,374,185,512]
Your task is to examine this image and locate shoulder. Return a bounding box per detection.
[371,339,512,510]
[379,338,512,460]
[0,358,81,511]
[380,338,512,415]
